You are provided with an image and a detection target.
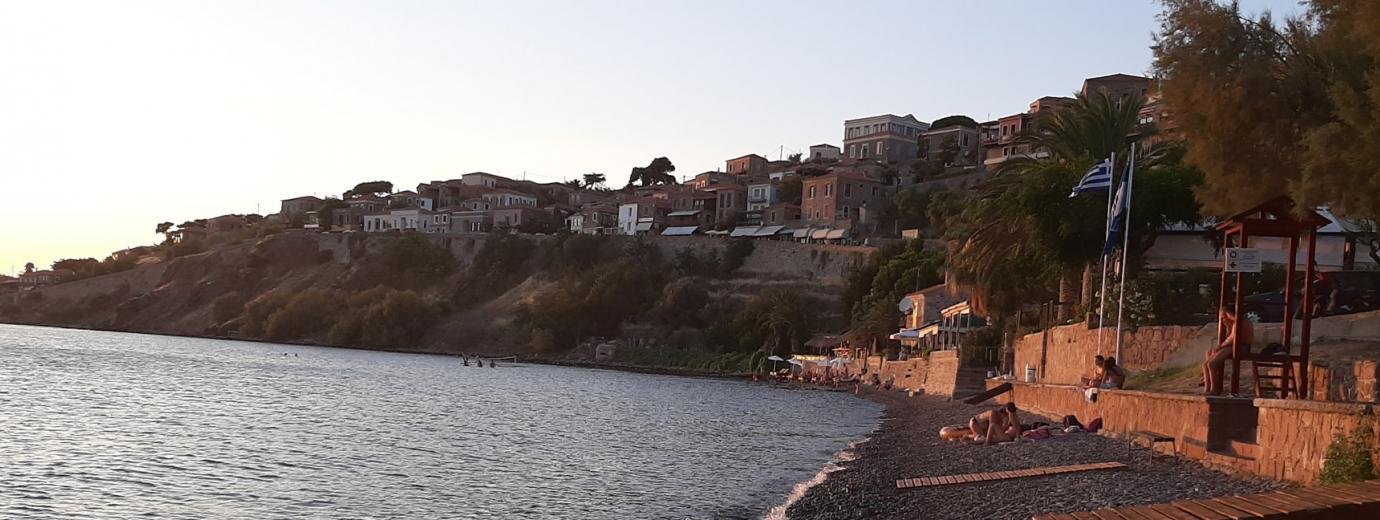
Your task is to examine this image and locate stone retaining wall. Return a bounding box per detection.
[988,380,1379,484]
[924,350,961,396]
[1013,323,1204,386]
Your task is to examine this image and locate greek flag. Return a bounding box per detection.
[1068,159,1113,198]
[1103,164,1134,255]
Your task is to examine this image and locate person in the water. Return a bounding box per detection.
[490,359,497,368]
[462,357,469,366]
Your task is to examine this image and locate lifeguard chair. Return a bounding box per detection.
[1216,197,1329,398]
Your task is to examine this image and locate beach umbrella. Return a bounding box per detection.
[766,355,784,373]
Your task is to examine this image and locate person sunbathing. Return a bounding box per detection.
[968,403,1022,445]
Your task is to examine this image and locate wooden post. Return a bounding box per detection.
[1300,229,1317,397]
[1231,231,1248,395]
[1283,235,1298,354]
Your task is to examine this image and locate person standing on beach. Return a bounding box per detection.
[1205,306,1252,396]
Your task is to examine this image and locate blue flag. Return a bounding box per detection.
[1069,159,1113,198]
[1103,162,1134,255]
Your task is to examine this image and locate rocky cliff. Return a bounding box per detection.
[1,231,870,357]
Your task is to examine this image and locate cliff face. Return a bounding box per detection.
[1,232,870,355]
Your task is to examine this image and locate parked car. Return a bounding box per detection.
[1241,271,1380,322]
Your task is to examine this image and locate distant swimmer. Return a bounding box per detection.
[462,358,469,366]
[490,360,497,368]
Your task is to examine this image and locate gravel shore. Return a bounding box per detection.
[785,388,1283,520]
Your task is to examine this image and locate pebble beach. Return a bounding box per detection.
[785,388,1283,520]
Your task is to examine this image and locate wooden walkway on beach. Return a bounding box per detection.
[896,462,1126,489]
[1032,480,1380,519]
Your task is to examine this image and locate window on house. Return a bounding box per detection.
[824,183,832,196]
[843,183,851,197]
[872,186,879,196]
[808,186,816,198]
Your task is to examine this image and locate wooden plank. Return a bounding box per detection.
[1089,508,1132,520]
[1195,497,1262,519]
[1276,488,1349,508]
[1070,512,1102,520]
[1211,495,1286,518]
[1308,486,1371,504]
[963,381,1012,404]
[1147,503,1201,520]
[1253,492,1323,513]
[1169,500,1232,520]
[1121,505,1174,519]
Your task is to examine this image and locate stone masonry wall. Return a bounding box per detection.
[989,380,1379,484]
[1013,323,1204,386]
[924,350,961,397]
[879,357,928,392]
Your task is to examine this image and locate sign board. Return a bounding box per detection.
[1224,247,1262,273]
[901,229,921,239]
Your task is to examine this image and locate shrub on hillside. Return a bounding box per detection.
[454,234,537,303]
[325,286,445,348]
[265,289,344,341]
[516,256,669,352]
[719,239,755,275]
[382,235,455,284]
[654,278,710,328]
[547,233,615,272]
[211,291,248,323]
[673,247,720,277]
[240,291,293,338]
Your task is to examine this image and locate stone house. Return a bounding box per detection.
[481,190,538,209]
[1080,73,1151,103]
[205,214,247,233]
[19,269,73,287]
[449,210,492,233]
[461,172,513,189]
[809,144,841,161]
[726,154,768,175]
[800,171,887,231]
[363,208,434,232]
[492,206,546,231]
[843,114,930,161]
[280,196,322,217]
[762,203,801,227]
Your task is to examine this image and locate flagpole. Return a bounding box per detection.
[1114,142,1137,362]
[1095,153,1115,355]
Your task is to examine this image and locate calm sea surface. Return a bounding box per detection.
[0,324,881,519]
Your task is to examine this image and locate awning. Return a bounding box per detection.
[634,222,654,232]
[889,328,921,340]
[730,226,760,237]
[825,229,847,240]
[811,228,831,239]
[753,225,784,237]
[792,227,813,238]
[705,229,730,236]
[777,227,798,235]
[667,210,702,217]
[660,226,698,236]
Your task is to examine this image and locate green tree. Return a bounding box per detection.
[780,176,803,205]
[345,181,393,199]
[314,197,348,230]
[582,173,607,188]
[627,157,677,186]
[23,262,34,274]
[734,288,819,355]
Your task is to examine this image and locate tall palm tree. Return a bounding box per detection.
[952,91,1149,319]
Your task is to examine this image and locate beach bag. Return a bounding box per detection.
[1086,417,1103,434]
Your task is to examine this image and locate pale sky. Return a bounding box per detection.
[0,0,1303,275]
